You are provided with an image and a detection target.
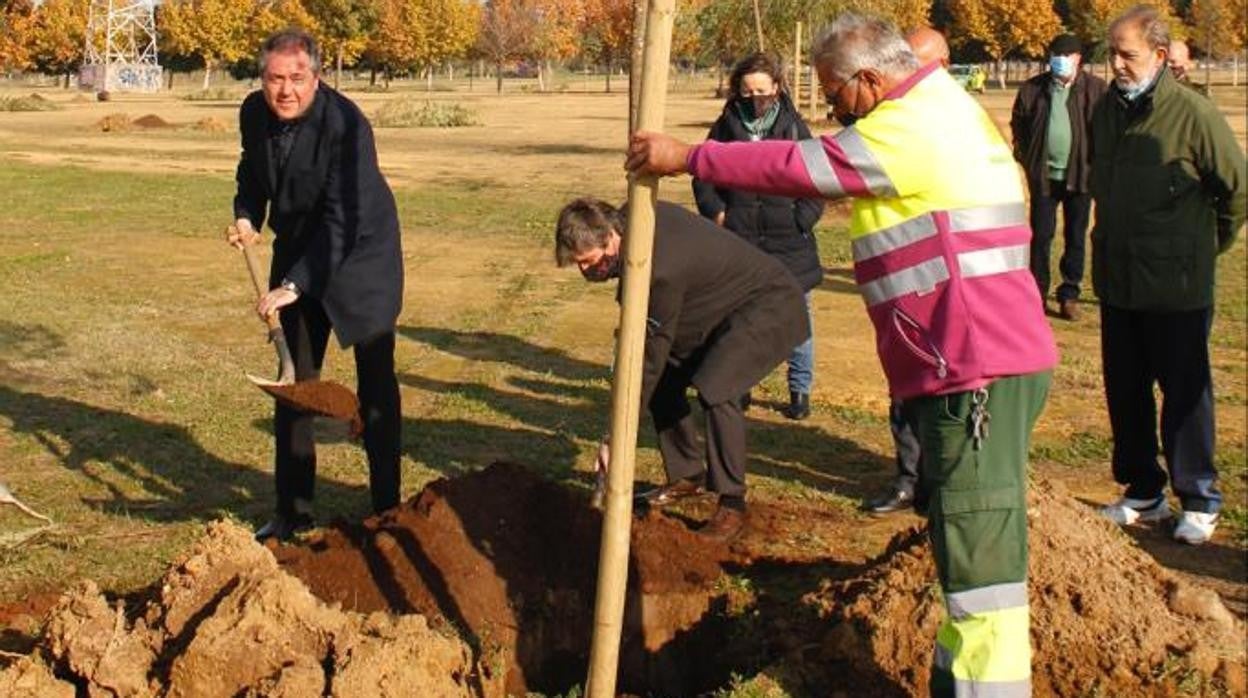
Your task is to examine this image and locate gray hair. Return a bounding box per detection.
[554,198,623,266]
[1109,4,1170,53]
[259,29,322,76]
[811,12,919,81]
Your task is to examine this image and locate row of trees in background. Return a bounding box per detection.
[1,0,1246,91]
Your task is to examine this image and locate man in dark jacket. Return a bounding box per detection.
[228,30,405,541]
[1092,6,1245,545]
[692,52,824,421]
[1011,33,1107,321]
[555,198,809,542]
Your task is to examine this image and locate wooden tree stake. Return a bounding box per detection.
[584,0,675,696]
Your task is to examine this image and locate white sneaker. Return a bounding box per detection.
[1173,511,1219,545]
[1100,495,1172,525]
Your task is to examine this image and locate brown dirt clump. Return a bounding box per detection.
[0,520,491,697]
[274,461,733,695]
[258,379,362,435]
[813,478,1247,696]
[94,113,131,132]
[132,113,172,129]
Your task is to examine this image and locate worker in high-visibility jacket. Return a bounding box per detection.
[627,12,1056,698]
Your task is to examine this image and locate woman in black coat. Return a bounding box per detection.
[692,52,825,420]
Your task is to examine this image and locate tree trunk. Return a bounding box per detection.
[496,60,503,93]
[167,69,174,90]
[63,72,70,89]
[1233,54,1239,87]
[537,62,546,91]
[202,63,212,90]
[335,46,343,90]
[995,58,1005,90]
[370,66,377,86]
[448,63,454,82]
[426,66,433,91]
[605,58,612,93]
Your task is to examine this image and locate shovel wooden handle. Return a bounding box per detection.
[240,240,282,332]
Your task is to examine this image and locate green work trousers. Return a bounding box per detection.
[910,371,1051,698]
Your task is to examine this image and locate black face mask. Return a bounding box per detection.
[834,110,860,128]
[581,254,622,283]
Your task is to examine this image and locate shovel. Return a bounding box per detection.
[232,225,364,437]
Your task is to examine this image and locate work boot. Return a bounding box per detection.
[782,391,811,420]
[1100,494,1171,526]
[699,504,745,543]
[1058,298,1080,321]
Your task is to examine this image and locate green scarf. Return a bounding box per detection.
[735,99,781,139]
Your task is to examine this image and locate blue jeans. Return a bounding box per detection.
[787,293,814,394]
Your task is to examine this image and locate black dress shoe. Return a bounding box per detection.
[633,477,707,507]
[782,391,811,420]
[254,511,315,542]
[863,489,915,514]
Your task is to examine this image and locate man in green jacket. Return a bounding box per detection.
[1092,5,1246,545]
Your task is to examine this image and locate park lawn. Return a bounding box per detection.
[0,80,1243,623]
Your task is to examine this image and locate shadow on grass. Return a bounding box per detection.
[0,383,312,523]
[399,326,891,501]
[399,325,604,381]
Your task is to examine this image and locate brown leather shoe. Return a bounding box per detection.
[699,506,745,543]
[1058,298,1080,321]
[634,478,707,507]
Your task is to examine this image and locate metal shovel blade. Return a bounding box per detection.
[247,374,364,437]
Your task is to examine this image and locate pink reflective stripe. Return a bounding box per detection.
[687,140,825,200]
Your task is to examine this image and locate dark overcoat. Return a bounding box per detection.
[635,202,811,407]
[234,84,403,348]
[1009,69,1107,196]
[691,93,825,290]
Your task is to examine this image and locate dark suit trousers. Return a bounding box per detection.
[1028,180,1092,302]
[1101,304,1220,513]
[889,398,923,501]
[275,298,401,517]
[648,363,747,500]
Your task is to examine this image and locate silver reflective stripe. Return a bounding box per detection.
[860,257,949,306]
[949,202,1027,233]
[836,128,898,197]
[798,138,845,198]
[958,244,1029,279]
[945,582,1028,620]
[953,678,1032,698]
[852,214,938,262]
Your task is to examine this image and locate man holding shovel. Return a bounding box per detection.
[227,29,404,541]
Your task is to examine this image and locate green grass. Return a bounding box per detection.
[373,99,479,128]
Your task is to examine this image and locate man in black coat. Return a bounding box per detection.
[554,198,809,542]
[228,30,404,541]
[1010,33,1107,321]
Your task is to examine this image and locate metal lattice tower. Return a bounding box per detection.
[80,0,162,93]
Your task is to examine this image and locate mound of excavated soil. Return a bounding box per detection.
[814,479,1246,696]
[3,466,1242,697]
[132,113,172,129]
[0,521,495,697]
[274,461,733,695]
